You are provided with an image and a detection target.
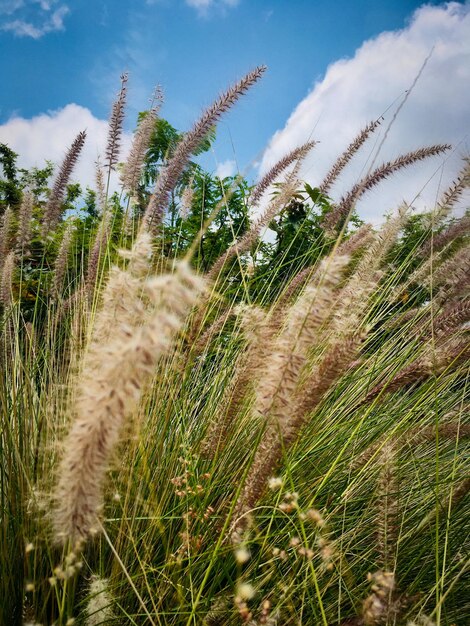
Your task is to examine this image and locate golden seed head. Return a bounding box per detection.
[235,547,251,564]
[236,582,256,601]
[268,476,284,490]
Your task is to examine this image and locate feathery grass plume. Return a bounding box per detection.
[447,476,470,511]
[53,221,75,295]
[361,337,470,407]
[85,576,114,626]
[143,65,266,231]
[431,299,470,338]
[278,223,374,307]
[319,119,381,195]
[239,209,407,524]
[407,420,470,445]
[0,205,14,266]
[121,91,162,197]
[189,173,297,344]
[200,305,267,458]
[53,239,206,544]
[419,213,470,258]
[407,617,436,626]
[87,233,155,350]
[0,250,15,307]
[208,174,298,281]
[15,190,34,254]
[323,144,451,232]
[362,571,399,626]
[234,330,364,537]
[86,210,112,300]
[232,255,352,533]
[257,255,351,422]
[180,175,195,219]
[250,140,317,207]
[331,206,408,330]
[95,159,106,213]
[376,442,398,569]
[349,205,409,287]
[105,72,128,175]
[193,306,234,356]
[423,244,470,292]
[392,245,451,301]
[337,223,375,255]
[430,156,470,223]
[42,130,87,235]
[353,419,470,470]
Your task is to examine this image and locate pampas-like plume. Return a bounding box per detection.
[348,205,409,290]
[319,119,381,194]
[0,206,14,266]
[193,306,234,356]
[352,420,470,470]
[0,250,15,307]
[362,571,398,626]
[420,213,470,258]
[85,576,114,626]
[232,209,409,532]
[362,337,470,406]
[278,224,374,307]
[53,236,206,544]
[250,140,317,207]
[430,156,470,223]
[257,255,350,422]
[86,211,112,300]
[53,222,75,294]
[121,93,162,197]
[200,305,267,458]
[143,65,266,231]
[392,245,450,301]
[95,159,106,213]
[423,245,470,292]
[105,72,128,174]
[180,175,195,219]
[16,190,34,254]
[232,255,352,533]
[323,144,451,232]
[407,421,470,445]
[431,300,470,338]
[42,130,87,235]
[337,223,375,255]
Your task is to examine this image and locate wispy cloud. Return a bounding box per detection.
[185,0,240,15]
[0,1,25,15]
[260,2,470,223]
[0,0,69,38]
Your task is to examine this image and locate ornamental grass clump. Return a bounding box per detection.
[1,66,469,625]
[53,234,206,544]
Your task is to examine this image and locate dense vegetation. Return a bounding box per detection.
[0,67,469,626]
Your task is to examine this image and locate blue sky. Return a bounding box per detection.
[0,1,444,158]
[1,0,469,221]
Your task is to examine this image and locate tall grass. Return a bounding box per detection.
[0,68,469,626]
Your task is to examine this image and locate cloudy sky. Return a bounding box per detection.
[0,0,469,221]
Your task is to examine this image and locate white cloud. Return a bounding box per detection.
[215,159,237,179]
[0,0,69,38]
[0,104,132,193]
[260,2,470,224]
